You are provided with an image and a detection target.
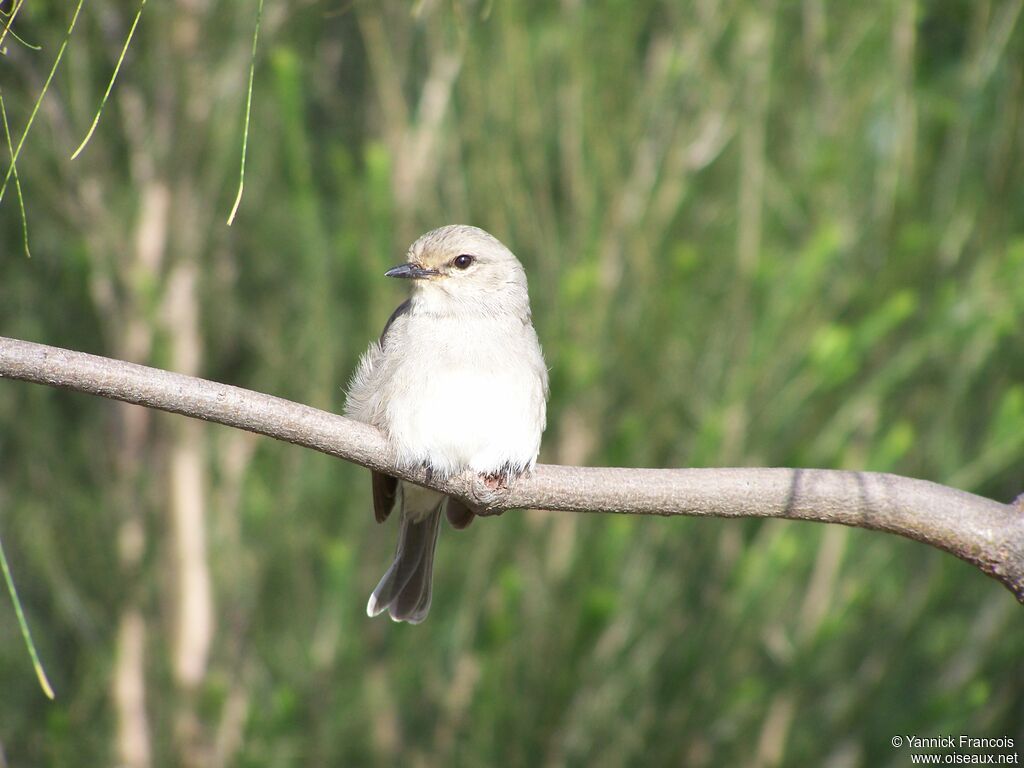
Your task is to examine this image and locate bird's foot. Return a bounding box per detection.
[471,472,513,516]
[483,472,509,491]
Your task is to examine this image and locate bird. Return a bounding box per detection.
[345,225,549,624]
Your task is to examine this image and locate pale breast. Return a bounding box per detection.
[382,314,547,476]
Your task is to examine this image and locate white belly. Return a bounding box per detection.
[383,321,546,477]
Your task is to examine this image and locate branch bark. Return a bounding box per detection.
[2,335,1022,603]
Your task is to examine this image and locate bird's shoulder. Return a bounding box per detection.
[380,298,542,364]
[379,299,413,348]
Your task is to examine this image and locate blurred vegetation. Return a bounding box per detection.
[1,0,1023,766]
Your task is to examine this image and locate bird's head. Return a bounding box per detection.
[386,225,531,315]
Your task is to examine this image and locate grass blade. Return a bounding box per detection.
[0,530,55,699]
[0,0,84,207]
[0,92,31,257]
[70,0,147,160]
[1,0,41,53]
[226,0,265,226]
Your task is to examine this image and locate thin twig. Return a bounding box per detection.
[0,335,1022,603]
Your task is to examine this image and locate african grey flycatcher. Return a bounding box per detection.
[345,225,549,623]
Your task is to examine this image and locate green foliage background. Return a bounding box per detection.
[1,1,1023,765]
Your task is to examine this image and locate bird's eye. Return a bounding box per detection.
[452,254,475,270]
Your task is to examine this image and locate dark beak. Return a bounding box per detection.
[385,262,439,280]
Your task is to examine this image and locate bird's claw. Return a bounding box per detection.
[483,472,509,491]
[470,472,513,515]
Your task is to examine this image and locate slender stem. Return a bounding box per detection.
[0,0,85,205]
[226,0,265,226]
[0,529,55,699]
[0,91,31,257]
[71,0,148,161]
[0,334,1022,603]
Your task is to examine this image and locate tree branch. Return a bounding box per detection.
[2,335,1022,603]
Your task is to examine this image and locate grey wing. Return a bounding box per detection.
[380,298,412,347]
[369,299,411,523]
[445,497,476,529]
[346,300,412,422]
[372,471,398,523]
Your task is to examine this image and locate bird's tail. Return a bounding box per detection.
[366,500,443,624]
